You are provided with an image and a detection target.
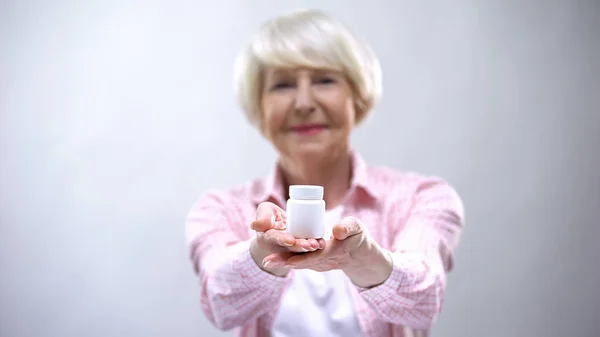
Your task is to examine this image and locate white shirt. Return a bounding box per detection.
[272,206,364,337]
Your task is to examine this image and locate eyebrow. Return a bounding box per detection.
[268,68,294,77]
[269,68,342,77]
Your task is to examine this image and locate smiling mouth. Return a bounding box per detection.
[289,124,328,136]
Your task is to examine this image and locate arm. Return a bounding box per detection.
[185,191,292,330]
[351,178,465,329]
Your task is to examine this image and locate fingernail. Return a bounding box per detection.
[270,215,276,226]
[274,220,286,230]
[263,260,270,268]
[283,241,294,247]
[342,226,349,235]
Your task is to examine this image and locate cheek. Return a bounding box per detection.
[261,100,288,136]
[263,109,286,131]
[317,88,356,129]
[329,98,356,130]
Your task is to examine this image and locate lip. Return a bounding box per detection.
[288,124,328,136]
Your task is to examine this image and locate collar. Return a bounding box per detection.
[251,150,380,206]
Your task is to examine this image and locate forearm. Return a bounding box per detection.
[349,178,463,328]
[193,239,291,330]
[354,249,446,329]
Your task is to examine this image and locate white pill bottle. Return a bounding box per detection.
[286,185,326,239]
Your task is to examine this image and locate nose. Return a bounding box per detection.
[293,78,316,116]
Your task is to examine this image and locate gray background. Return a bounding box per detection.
[1,1,599,336]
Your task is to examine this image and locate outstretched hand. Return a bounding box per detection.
[261,216,393,287]
[249,202,326,275]
[250,205,392,286]
[261,216,368,272]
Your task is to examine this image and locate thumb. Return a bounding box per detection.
[332,216,364,240]
[251,201,287,232]
[262,251,295,268]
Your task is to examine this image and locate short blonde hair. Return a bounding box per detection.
[234,9,383,127]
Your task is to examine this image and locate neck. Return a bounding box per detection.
[279,149,353,209]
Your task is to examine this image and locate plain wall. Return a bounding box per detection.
[1,1,599,336]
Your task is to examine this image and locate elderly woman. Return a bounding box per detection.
[185,8,464,337]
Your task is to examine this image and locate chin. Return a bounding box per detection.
[293,144,327,156]
[288,142,342,160]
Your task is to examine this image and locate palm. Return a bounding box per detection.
[265,220,367,272]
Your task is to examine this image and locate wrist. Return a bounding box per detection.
[343,237,393,288]
[250,238,290,277]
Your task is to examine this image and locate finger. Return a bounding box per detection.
[285,249,324,267]
[262,229,296,247]
[333,216,364,240]
[262,231,314,253]
[286,238,340,266]
[317,238,326,249]
[252,202,287,232]
[290,238,314,252]
[306,238,320,250]
[250,217,273,232]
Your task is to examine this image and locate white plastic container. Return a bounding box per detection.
[286,185,325,239]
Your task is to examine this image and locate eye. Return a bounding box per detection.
[271,82,294,91]
[315,77,336,85]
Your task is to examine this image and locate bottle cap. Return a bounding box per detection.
[289,185,324,200]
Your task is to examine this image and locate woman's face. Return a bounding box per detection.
[260,67,356,159]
